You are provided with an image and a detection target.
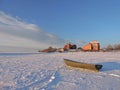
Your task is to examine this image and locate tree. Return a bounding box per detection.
[106,45,113,51]
[114,44,120,50]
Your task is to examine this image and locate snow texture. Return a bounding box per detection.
[0,52,120,90]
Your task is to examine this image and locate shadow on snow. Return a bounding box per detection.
[100,62,120,72]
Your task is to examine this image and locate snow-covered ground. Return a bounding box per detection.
[0,52,120,90]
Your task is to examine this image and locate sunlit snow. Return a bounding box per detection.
[0,52,120,90]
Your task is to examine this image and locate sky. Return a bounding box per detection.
[0,11,65,52]
[0,0,120,51]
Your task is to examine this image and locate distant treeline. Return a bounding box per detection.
[103,44,120,51]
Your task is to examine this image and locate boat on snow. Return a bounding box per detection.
[64,58,103,72]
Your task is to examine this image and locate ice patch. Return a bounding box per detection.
[109,74,120,78]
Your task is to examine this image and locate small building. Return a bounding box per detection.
[63,43,77,50]
[83,40,100,51]
[63,43,71,50]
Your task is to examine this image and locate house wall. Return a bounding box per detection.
[64,44,71,50]
[92,43,100,51]
[83,42,100,51]
[83,43,92,51]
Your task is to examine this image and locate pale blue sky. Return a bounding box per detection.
[0,0,120,47]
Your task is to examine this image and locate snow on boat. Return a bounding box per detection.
[64,58,103,72]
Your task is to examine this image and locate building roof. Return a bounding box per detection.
[90,40,99,44]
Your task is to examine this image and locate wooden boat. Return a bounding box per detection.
[64,59,103,72]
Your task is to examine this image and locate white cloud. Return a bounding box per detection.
[0,11,65,52]
[0,11,39,32]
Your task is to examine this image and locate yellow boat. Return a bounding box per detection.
[64,59,103,72]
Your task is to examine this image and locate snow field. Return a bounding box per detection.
[0,52,120,90]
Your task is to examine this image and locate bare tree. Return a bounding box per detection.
[114,44,120,50]
[106,44,113,51]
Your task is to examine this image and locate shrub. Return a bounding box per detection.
[106,45,113,51]
[104,44,120,51]
[114,44,120,50]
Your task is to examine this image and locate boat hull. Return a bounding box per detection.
[64,59,103,72]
